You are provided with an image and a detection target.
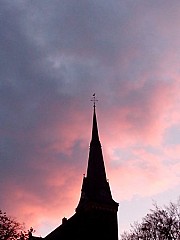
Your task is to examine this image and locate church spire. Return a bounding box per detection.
[76,95,118,212]
[44,95,119,240]
[90,101,100,144]
[86,103,107,185]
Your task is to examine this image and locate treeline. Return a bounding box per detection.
[0,210,34,240]
[121,198,180,240]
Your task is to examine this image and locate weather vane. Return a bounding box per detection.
[91,93,98,108]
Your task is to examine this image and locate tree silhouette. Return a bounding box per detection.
[121,198,180,240]
[0,210,30,240]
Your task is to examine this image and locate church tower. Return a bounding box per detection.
[44,97,119,240]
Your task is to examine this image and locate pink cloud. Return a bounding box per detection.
[2,75,180,237]
[100,77,180,149]
[108,146,180,201]
[2,168,83,237]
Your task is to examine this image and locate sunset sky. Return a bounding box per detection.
[0,0,180,238]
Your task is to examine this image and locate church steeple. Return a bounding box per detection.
[76,96,118,212]
[86,106,108,195]
[90,105,100,145]
[44,96,119,240]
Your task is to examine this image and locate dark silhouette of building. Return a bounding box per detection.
[31,102,119,240]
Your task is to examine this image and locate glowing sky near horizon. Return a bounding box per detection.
[0,0,180,238]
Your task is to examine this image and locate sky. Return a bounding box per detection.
[0,0,180,238]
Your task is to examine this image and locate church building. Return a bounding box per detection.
[31,97,119,240]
